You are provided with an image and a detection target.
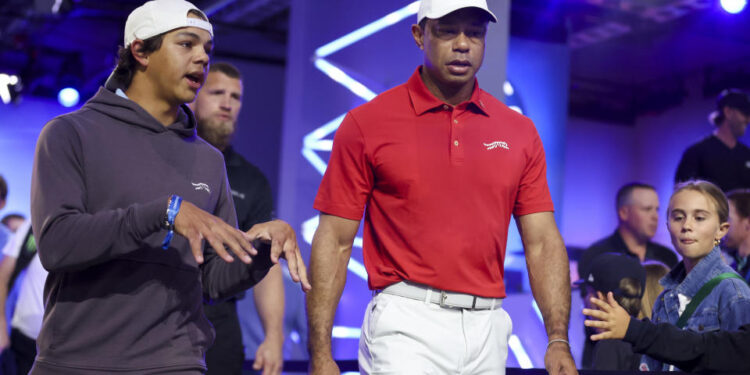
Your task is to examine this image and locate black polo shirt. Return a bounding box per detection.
[675,135,750,192]
[223,147,273,231]
[578,230,679,279]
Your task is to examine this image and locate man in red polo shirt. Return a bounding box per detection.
[307,0,577,374]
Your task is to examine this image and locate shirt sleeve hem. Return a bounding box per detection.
[513,203,555,217]
[313,202,363,222]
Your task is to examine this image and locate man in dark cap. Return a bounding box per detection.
[675,89,750,191]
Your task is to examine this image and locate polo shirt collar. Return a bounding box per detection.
[407,66,489,117]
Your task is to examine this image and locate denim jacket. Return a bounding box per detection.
[641,247,750,372]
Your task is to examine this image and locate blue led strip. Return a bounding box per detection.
[508,334,534,369]
[300,2,422,286]
[532,300,545,324]
[312,1,419,102]
[315,1,420,58]
[302,114,345,175]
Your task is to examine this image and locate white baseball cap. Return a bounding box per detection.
[417,0,497,24]
[124,0,213,47]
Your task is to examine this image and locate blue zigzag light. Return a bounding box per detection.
[301,2,421,285]
[312,1,420,101]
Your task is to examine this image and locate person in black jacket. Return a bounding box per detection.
[191,62,285,375]
[583,291,750,374]
[675,89,750,192]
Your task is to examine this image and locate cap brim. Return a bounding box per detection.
[476,7,498,23]
[420,6,498,24]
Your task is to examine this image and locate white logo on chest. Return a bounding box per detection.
[192,182,211,194]
[484,141,509,150]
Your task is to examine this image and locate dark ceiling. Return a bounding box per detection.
[1,0,749,124]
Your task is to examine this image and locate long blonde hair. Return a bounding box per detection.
[638,261,670,319]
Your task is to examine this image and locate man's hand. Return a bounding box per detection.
[583,291,631,341]
[253,336,283,375]
[310,355,341,375]
[0,328,9,351]
[545,342,578,375]
[246,220,311,292]
[174,201,257,264]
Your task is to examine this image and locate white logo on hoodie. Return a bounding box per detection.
[192,182,211,194]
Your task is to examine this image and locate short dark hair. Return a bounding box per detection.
[727,189,750,219]
[0,174,7,201]
[713,89,750,126]
[209,62,242,80]
[113,34,164,89]
[616,182,656,209]
[112,9,208,88]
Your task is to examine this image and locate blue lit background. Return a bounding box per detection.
[2,0,749,371]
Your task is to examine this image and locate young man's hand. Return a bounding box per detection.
[252,335,284,375]
[174,201,257,264]
[246,220,311,292]
[0,328,9,351]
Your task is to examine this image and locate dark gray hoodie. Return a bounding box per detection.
[30,85,271,373]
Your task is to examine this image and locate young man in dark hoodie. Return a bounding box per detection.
[30,1,310,374]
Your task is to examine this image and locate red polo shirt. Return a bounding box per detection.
[314,67,553,298]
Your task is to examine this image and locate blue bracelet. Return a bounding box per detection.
[161,195,183,250]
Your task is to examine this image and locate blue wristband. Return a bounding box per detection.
[161,195,183,250]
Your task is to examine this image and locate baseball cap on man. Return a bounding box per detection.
[124,0,213,47]
[710,89,750,125]
[417,0,498,24]
[578,253,646,299]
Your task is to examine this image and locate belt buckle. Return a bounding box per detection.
[439,290,448,308]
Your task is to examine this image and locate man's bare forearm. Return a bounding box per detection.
[254,264,285,341]
[527,234,571,339]
[306,215,357,360]
[519,213,571,340]
[0,256,17,349]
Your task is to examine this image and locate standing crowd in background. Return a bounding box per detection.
[579,86,750,373]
